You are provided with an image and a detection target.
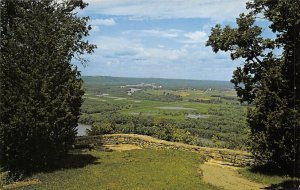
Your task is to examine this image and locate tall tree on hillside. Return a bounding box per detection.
[206,0,300,176]
[0,0,96,174]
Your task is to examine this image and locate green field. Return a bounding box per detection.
[17,149,219,190]
[11,146,297,190]
[79,76,248,149]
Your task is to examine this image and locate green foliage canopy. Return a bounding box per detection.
[206,0,300,176]
[0,0,96,174]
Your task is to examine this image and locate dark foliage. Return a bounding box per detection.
[0,0,95,174]
[265,180,300,190]
[206,0,300,176]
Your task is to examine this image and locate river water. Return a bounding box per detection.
[76,123,91,136]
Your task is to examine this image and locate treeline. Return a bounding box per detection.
[80,106,247,149]
[82,76,233,90]
[189,96,239,105]
[189,98,222,104]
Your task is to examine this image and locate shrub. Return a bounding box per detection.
[87,122,114,135]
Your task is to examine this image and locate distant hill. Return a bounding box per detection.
[82,76,233,89]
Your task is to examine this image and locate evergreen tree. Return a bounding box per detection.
[206,0,300,176]
[0,0,96,174]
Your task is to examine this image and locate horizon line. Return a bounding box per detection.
[81,75,231,82]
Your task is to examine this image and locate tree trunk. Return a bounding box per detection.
[295,26,300,178]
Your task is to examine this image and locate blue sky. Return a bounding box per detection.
[74,0,267,81]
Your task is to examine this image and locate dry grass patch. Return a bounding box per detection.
[199,159,266,190]
[2,179,41,189]
[104,134,250,155]
[179,92,190,97]
[204,159,241,170]
[103,144,142,151]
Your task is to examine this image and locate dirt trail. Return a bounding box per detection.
[200,159,266,190]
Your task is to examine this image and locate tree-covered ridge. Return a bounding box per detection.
[82,76,233,89]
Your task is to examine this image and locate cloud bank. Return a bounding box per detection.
[84,0,247,22]
[75,0,248,80]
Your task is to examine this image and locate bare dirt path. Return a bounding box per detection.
[200,159,266,190]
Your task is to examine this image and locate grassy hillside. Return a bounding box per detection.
[17,149,219,190]
[10,141,296,190]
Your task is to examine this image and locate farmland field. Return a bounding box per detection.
[79,76,248,149]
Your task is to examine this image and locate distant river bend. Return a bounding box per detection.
[76,123,91,136]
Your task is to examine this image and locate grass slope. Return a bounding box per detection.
[18,149,220,190]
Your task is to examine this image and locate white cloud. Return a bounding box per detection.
[90,18,116,26]
[183,31,207,43]
[84,0,248,22]
[121,29,183,38]
[78,35,240,80]
[88,36,234,67]
[89,36,188,65]
[91,25,100,32]
[142,29,182,38]
[121,29,207,43]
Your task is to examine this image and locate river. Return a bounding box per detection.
[76,123,91,136]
